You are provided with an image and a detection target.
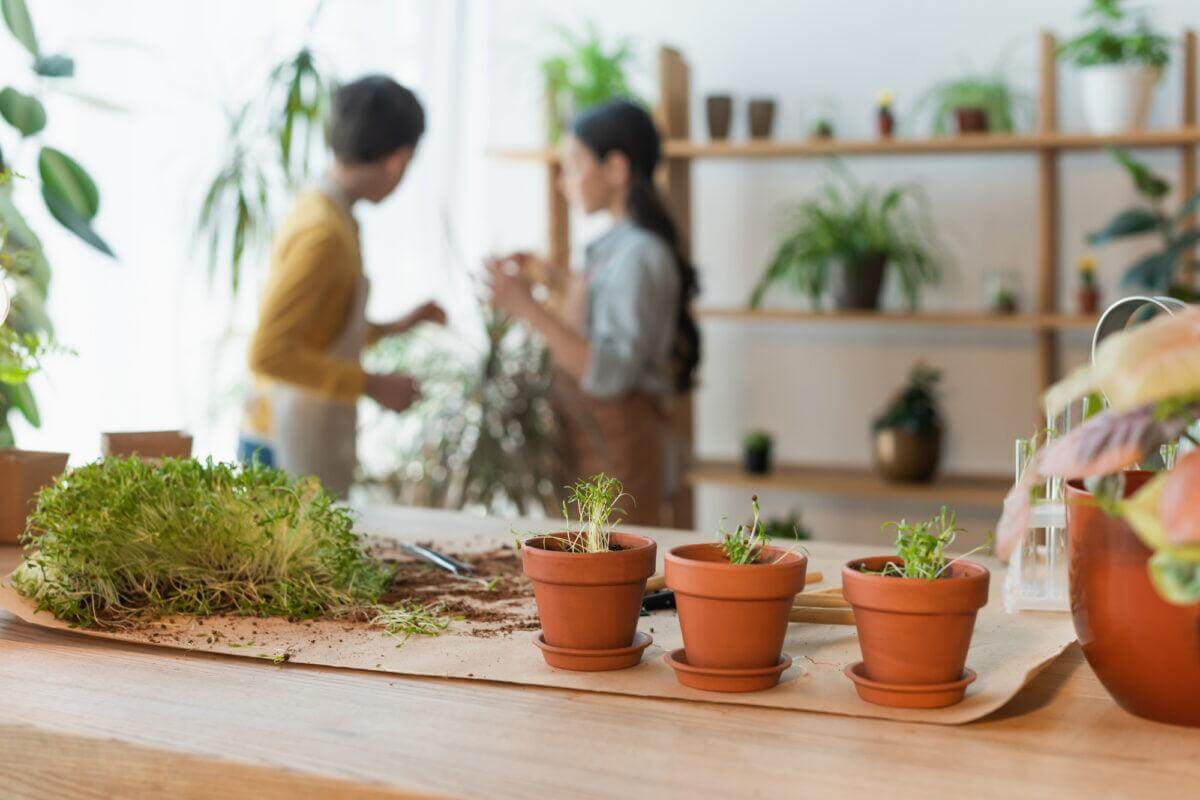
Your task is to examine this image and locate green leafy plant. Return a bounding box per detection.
[541,22,641,143]
[1087,148,1200,295]
[196,1,329,294]
[749,168,945,310]
[0,0,116,444]
[875,506,983,579]
[916,71,1028,134]
[553,472,628,553]
[1058,0,1170,68]
[358,308,565,515]
[11,458,407,629]
[743,429,772,452]
[873,362,943,437]
[718,495,780,564]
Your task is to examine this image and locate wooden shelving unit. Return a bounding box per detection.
[697,308,1099,331]
[687,461,1010,509]
[489,30,1198,527]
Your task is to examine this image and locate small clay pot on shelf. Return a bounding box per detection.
[954,107,988,134]
[877,107,895,138]
[705,94,733,140]
[748,98,776,139]
[1078,285,1101,315]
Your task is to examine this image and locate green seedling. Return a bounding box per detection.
[718,495,773,565]
[877,506,988,579]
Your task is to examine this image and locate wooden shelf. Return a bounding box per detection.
[687,460,1010,508]
[489,127,1200,163]
[697,308,1099,331]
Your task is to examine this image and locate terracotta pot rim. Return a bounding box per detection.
[843,555,988,583]
[0,448,70,462]
[1065,470,1153,497]
[665,542,804,570]
[523,531,655,557]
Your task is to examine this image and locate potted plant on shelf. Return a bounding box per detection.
[540,22,642,144]
[996,307,1200,726]
[872,363,944,483]
[519,473,656,671]
[842,506,990,708]
[742,429,773,474]
[749,170,945,312]
[1077,254,1102,314]
[916,70,1026,135]
[1086,148,1200,297]
[875,89,895,138]
[664,495,807,692]
[1059,0,1170,134]
[810,118,835,139]
[758,510,811,541]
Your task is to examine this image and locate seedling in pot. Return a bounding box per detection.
[719,495,789,564]
[560,472,628,553]
[871,506,989,579]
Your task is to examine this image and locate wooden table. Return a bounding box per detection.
[1,506,1196,798]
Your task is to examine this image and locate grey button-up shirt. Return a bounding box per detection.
[581,220,680,399]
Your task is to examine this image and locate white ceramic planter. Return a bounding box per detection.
[1079,64,1161,134]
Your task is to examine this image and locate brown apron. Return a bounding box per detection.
[554,274,668,527]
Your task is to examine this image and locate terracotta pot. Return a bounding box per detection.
[873,427,941,483]
[743,443,772,475]
[101,430,193,460]
[0,449,69,544]
[522,532,656,651]
[830,253,887,310]
[748,99,776,139]
[665,543,807,669]
[954,107,989,134]
[877,107,894,138]
[705,94,733,140]
[842,556,989,685]
[1067,473,1200,726]
[1077,285,1100,315]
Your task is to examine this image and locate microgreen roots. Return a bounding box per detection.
[12,458,411,629]
[719,495,772,564]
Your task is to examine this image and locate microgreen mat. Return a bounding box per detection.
[11,458,450,638]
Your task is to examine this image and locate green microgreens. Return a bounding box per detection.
[876,506,987,580]
[557,473,628,553]
[718,495,772,565]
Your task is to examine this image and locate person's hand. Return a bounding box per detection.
[407,300,447,328]
[364,372,421,413]
[486,256,536,319]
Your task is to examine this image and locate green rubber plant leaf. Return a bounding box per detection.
[0,0,37,57]
[33,53,73,78]
[1087,207,1161,245]
[1110,147,1171,200]
[2,379,39,426]
[0,86,45,136]
[38,147,114,256]
[41,187,113,257]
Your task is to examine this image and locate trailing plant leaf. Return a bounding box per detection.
[1112,147,1170,200]
[1,0,37,57]
[12,458,397,629]
[40,187,114,256]
[32,52,72,77]
[1087,207,1162,245]
[0,86,45,136]
[915,71,1030,134]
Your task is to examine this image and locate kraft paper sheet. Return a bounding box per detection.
[0,511,1076,725]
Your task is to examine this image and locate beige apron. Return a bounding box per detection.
[555,274,668,527]
[270,276,369,500]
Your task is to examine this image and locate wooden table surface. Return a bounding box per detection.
[1,506,1197,799]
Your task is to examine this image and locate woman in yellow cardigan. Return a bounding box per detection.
[242,76,444,498]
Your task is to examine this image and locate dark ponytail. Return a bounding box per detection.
[572,100,701,393]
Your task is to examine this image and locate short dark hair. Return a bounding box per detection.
[326,75,425,163]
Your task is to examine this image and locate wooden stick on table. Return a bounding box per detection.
[644,569,824,594]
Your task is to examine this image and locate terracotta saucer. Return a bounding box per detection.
[844,661,977,708]
[533,631,652,671]
[663,648,792,693]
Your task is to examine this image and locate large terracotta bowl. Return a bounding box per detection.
[1067,471,1200,727]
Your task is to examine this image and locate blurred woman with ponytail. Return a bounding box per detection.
[488,99,701,525]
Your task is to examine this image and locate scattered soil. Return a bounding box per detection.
[373,541,540,638]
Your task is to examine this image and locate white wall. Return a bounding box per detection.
[482,0,1199,546]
